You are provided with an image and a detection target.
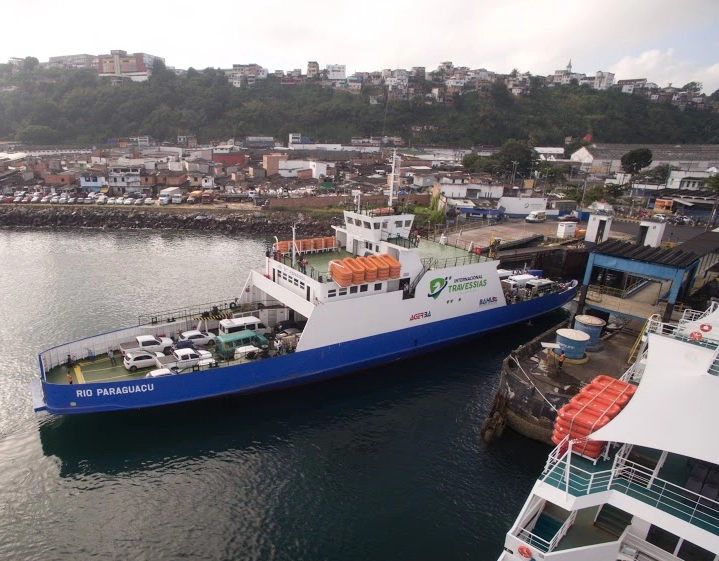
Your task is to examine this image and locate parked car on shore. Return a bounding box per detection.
[31,194,42,203]
[652,214,667,222]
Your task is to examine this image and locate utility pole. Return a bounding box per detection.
[579,173,589,211]
[511,161,519,185]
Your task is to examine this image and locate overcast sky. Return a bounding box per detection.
[5,0,719,94]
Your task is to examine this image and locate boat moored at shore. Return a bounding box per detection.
[31,206,578,416]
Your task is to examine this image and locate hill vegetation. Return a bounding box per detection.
[2,62,719,147]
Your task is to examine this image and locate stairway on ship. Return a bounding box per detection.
[594,504,633,537]
[530,513,564,549]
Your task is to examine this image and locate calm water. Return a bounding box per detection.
[0,228,563,561]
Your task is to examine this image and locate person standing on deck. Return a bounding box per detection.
[108,349,117,367]
[557,350,566,372]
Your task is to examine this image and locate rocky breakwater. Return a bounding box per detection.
[0,206,334,237]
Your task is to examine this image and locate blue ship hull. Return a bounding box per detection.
[37,284,577,415]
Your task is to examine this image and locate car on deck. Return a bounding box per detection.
[123,351,165,372]
[178,330,216,347]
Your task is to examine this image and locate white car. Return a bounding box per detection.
[106,197,116,205]
[50,195,61,204]
[134,197,145,205]
[96,195,109,205]
[41,195,53,203]
[58,195,69,204]
[178,330,216,347]
[143,197,155,205]
[145,368,176,378]
[84,196,95,204]
[123,350,165,372]
[31,195,42,203]
[123,198,135,205]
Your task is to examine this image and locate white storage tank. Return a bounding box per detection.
[574,314,606,351]
[556,328,591,359]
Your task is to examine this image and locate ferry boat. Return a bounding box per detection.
[497,302,719,561]
[30,204,578,416]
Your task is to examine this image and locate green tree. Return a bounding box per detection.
[682,82,702,94]
[644,163,677,183]
[605,183,626,200]
[15,124,59,144]
[23,56,39,72]
[621,148,653,174]
[495,139,533,179]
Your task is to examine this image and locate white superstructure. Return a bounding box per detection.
[498,303,719,561]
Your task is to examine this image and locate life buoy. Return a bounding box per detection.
[690,331,703,342]
[700,323,712,333]
[517,545,533,559]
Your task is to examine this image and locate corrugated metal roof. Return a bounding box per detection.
[583,143,719,162]
[591,238,709,268]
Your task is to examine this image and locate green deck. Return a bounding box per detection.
[47,349,261,385]
[278,235,489,283]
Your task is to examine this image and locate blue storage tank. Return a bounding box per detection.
[574,315,606,351]
[556,328,590,359]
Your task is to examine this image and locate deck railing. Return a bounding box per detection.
[516,527,553,553]
[646,318,719,353]
[681,301,719,323]
[541,444,719,536]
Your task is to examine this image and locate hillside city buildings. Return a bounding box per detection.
[4,51,714,113]
[1,135,717,225]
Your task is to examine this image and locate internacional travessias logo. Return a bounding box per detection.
[427,276,449,299]
[428,274,488,299]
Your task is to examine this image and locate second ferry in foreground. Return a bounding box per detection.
[498,303,719,561]
[31,205,577,415]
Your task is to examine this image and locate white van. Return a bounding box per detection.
[218,316,270,337]
[158,194,171,205]
[525,211,546,223]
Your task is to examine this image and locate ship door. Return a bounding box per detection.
[637,225,649,245]
[353,238,360,256]
[306,285,311,301]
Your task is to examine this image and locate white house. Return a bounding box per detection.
[326,64,346,80]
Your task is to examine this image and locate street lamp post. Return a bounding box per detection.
[511,161,519,185]
[578,171,588,212]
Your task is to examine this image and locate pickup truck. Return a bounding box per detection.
[154,348,215,371]
[119,335,174,357]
